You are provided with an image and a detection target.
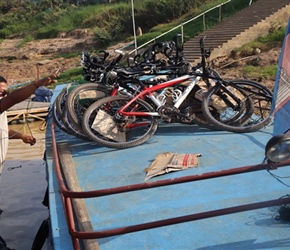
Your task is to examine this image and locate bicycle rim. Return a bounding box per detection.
[52,97,70,134]
[82,95,158,148]
[231,79,273,128]
[66,83,112,131]
[62,108,91,141]
[52,88,73,133]
[202,80,272,133]
[53,85,90,140]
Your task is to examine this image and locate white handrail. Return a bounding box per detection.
[128,0,231,55]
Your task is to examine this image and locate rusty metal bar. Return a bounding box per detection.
[70,196,290,239]
[51,123,82,249]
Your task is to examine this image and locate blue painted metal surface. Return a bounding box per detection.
[45,85,290,249]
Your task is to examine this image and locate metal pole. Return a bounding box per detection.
[181,24,184,44]
[36,63,40,80]
[131,0,137,55]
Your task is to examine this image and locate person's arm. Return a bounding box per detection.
[9,129,36,145]
[0,72,59,113]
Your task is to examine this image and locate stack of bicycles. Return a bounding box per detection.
[51,35,273,149]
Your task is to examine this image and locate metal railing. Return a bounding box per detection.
[128,0,231,55]
[128,0,254,55]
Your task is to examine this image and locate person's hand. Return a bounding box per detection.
[21,134,36,146]
[34,71,60,88]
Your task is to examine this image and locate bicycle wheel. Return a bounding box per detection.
[52,94,70,134]
[66,83,112,132]
[62,107,90,141]
[53,86,90,140]
[82,95,159,148]
[178,82,224,131]
[52,87,70,134]
[202,80,272,133]
[231,79,272,126]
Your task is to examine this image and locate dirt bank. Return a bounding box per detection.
[0,37,280,90]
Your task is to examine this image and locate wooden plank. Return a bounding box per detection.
[26,113,47,121]
[7,102,49,123]
[57,143,100,250]
[7,106,49,123]
[7,107,49,115]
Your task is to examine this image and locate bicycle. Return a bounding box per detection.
[80,37,273,148]
[65,35,193,133]
[52,49,127,136]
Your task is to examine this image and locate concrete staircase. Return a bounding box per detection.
[183,0,290,64]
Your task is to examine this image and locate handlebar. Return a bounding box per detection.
[114,49,125,65]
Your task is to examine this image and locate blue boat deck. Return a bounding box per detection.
[45,85,290,250]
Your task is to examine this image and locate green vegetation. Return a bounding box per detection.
[242,65,277,80]
[0,0,255,46]
[229,24,285,80]
[0,0,284,83]
[232,25,285,56]
[56,67,84,85]
[17,34,34,48]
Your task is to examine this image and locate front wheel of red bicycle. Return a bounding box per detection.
[82,95,159,149]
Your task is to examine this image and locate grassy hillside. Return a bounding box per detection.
[0,0,255,48]
[0,0,285,84]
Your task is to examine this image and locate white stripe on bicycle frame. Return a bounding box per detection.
[174,74,202,108]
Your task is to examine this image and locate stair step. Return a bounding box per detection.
[183,0,289,63]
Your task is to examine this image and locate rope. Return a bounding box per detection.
[267,169,290,188]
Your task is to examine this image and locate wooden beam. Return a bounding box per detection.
[7,107,49,123]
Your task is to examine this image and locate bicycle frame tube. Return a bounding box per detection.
[111,84,119,96]
[174,75,201,107]
[119,71,202,117]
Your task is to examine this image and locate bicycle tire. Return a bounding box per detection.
[53,86,90,140]
[55,84,78,127]
[178,81,222,131]
[52,95,70,134]
[231,79,273,126]
[55,86,69,122]
[208,70,256,126]
[228,98,254,126]
[184,68,224,130]
[66,83,112,131]
[62,107,90,141]
[202,79,272,133]
[82,95,158,148]
[52,88,70,134]
[218,86,254,126]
